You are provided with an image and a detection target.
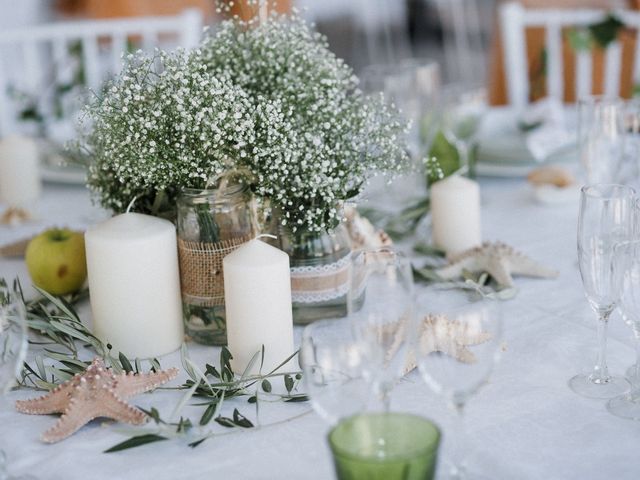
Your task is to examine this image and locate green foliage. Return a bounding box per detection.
[5,277,308,452]
[589,14,625,48]
[427,131,460,185]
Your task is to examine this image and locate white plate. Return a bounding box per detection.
[476,106,577,177]
[40,164,86,185]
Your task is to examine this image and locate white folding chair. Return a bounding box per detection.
[0,9,203,136]
[500,2,640,109]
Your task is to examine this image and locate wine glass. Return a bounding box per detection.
[348,248,414,412]
[299,318,370,426]
[578,96,625,184]
[571,184,635,398]
[414,289,502,479]
[439,84,487,176]
[0,286,27,393]
[623,199,640,382]
[607,240,640,420]
[0,282,31,480]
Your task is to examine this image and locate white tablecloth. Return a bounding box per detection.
[1,179,640,480]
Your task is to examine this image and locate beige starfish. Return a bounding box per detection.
[0,207,31,226]
[435,241,558,288]
[16,358,178,443]
[404,314,492,374]
[344,205,392,251]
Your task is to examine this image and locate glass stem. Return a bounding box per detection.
[592,311,611,384]
[0,449,7,480]
[456,141,470,177]
[378,382,391,412]
[449,400,467,480]
[635,341,640,383]
[633,330,640,381]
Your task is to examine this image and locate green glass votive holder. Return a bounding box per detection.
[328,413,441,480]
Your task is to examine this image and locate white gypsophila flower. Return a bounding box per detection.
[81,12,410,230]
[82,48,256,216]
[198,14,410,232]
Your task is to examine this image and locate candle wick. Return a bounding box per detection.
[126,196,138,214]
[255,233,277,241]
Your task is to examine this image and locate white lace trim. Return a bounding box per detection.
[290,254,350,304]
[290,254,351,276]
[292,283,350,303]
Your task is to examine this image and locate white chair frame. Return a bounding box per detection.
[0,9,203,135]
[500,2,640,108]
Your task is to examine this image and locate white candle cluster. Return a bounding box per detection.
[85,214,295,370]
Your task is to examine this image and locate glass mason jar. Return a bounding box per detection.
[177,184,257,345]
[268,210,352,325]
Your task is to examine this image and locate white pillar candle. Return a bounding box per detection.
[223,238,295,375]
[431,175,482,256]
[85,213,184,359]
[0,135,41,206]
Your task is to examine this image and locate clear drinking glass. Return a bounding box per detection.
[0,283,32,480]
[299,318,370,426]
[348,248,414,412]
[571,184,635,398]
[414,290,502,480]
[360,60,441,203]
[607,240,640,420]
[578,96,625,184]
[439,84,487,176]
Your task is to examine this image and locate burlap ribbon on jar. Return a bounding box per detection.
[178,235,252,307]
[289,254,352,304]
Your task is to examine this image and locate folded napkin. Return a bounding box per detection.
[521,98,575,162]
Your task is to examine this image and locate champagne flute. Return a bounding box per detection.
[578,96,625,184]
[623,199,640,382]
[299,318,370,426]
[607,240,640,420]
[440,84,487,176]
[570,184,635,398]
[348,248,414,412]
[0,282,32,480]
[414,290,502,480]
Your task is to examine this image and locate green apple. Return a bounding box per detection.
[25,228,87,295]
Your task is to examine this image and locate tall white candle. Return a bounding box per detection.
[0,135,41,206]
[431,175,482,256]
[85,213,184,359]
[223,238,295,375]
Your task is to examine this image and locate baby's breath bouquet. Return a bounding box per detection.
[82,13,409,232]
[199,15,409,232]
[81,48,257,218]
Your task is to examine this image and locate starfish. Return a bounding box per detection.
[435,241,558,288]
[404,314,492,374]
[344,205,392,251]
[0,207,31,226]
[16,358,178,443]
